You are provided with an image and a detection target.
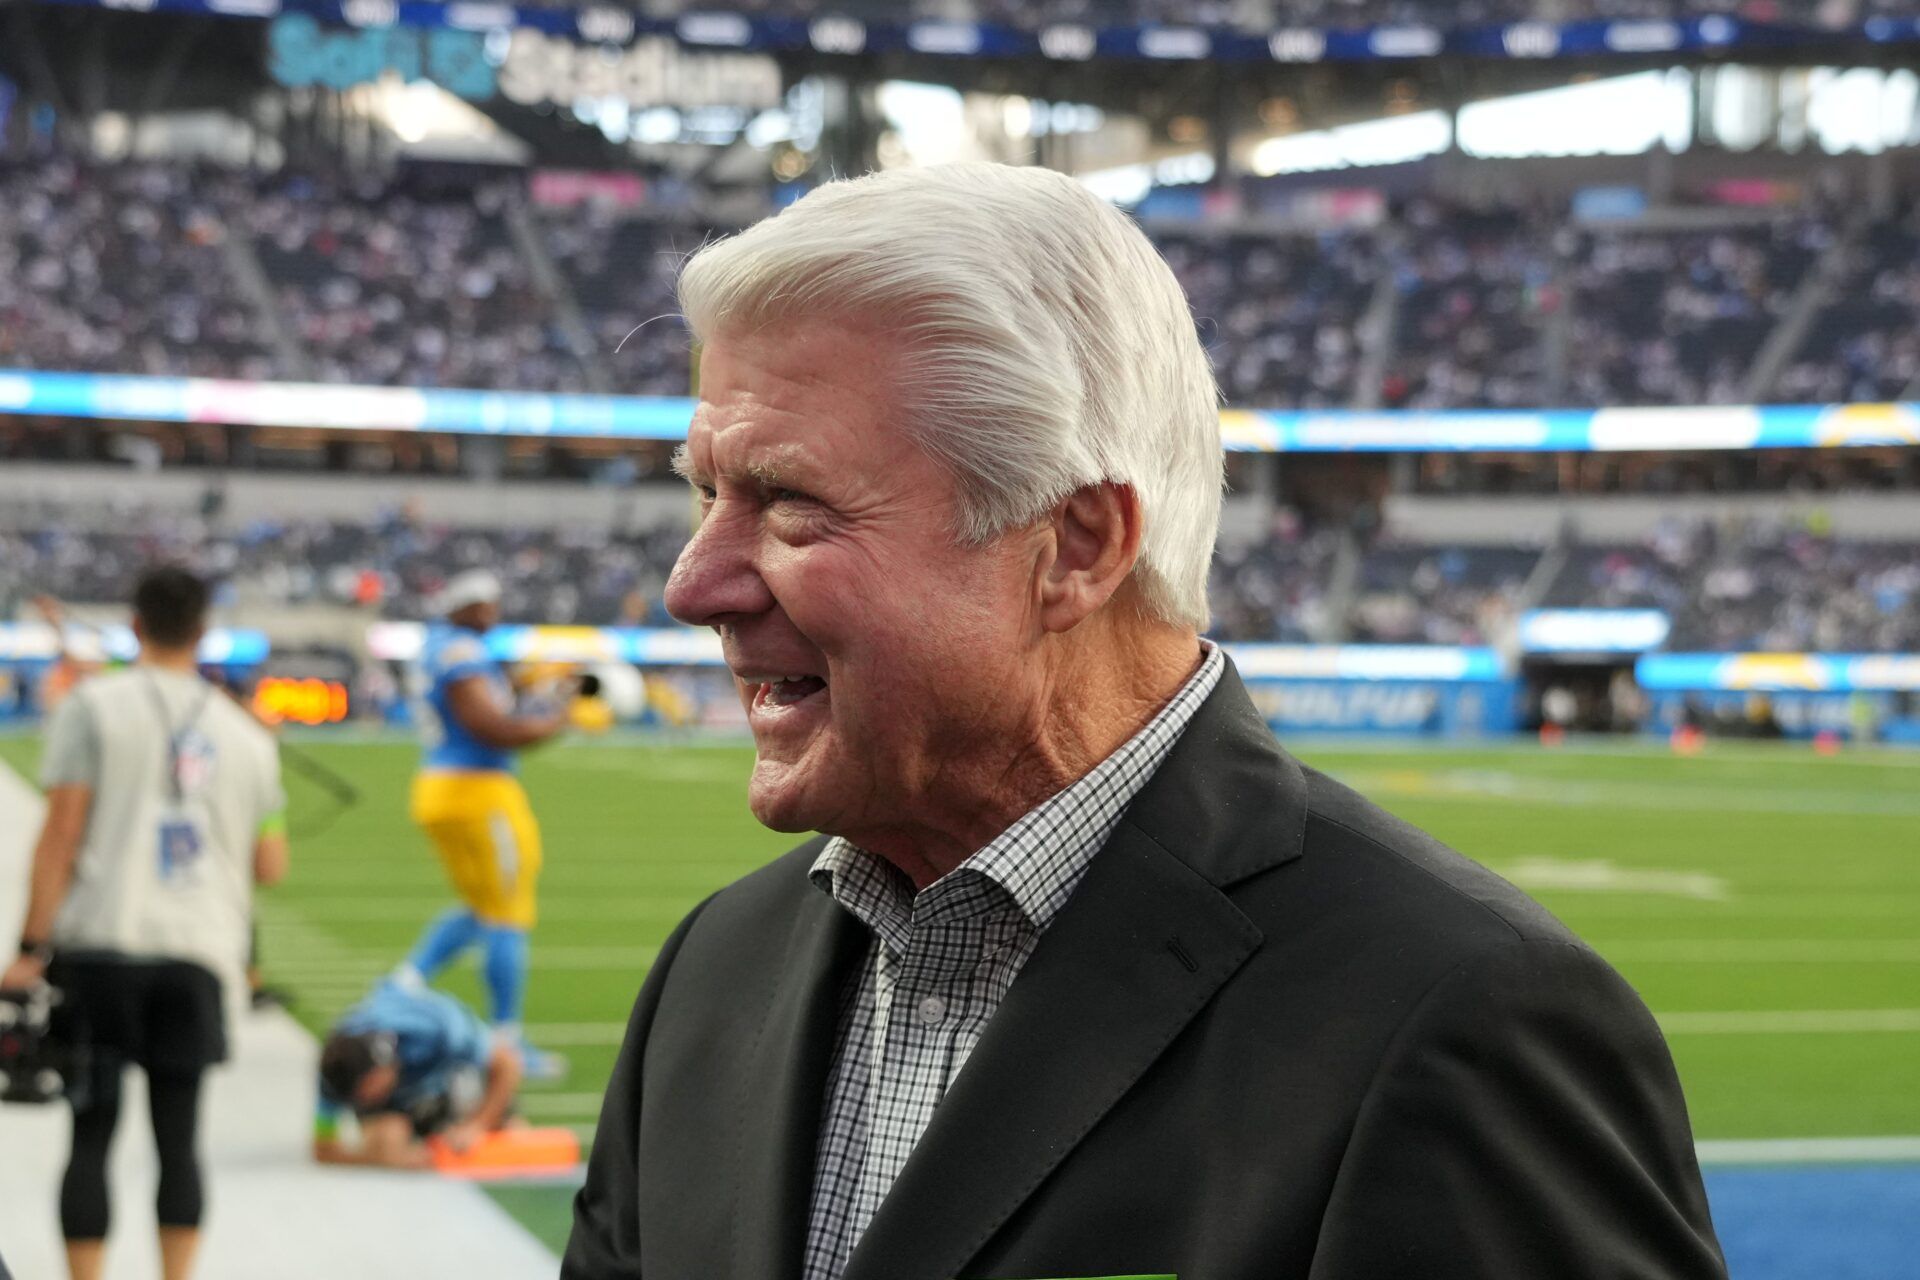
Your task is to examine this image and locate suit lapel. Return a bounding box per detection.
[727,874,869,1280]
[840,663,1307,1280]
[841,824,1262,1280]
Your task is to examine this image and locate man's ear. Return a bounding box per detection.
[1037,482,1144,634]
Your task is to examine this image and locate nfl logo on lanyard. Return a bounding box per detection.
[173,726,218,797]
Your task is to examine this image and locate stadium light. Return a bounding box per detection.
[1248,109,1450,176]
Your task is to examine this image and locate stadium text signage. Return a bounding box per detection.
[269,13,495,98]
[498,31,782,112]
[265,14,781,110]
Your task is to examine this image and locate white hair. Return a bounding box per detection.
[676,163,1222,630]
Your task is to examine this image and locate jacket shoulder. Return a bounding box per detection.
[1291,763,1582,951]
[677,835,832,939]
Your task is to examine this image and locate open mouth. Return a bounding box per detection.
[749,674,828,710]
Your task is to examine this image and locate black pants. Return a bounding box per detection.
[47,954,225,1242]
[61,1055,206,1239]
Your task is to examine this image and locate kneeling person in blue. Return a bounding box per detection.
[312,980,522,1169]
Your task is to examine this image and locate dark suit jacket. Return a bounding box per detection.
[565,666,1727,1280]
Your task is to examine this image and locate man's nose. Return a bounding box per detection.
[665,506,775,628]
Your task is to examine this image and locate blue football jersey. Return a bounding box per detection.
[417,624,514,773]
[321,980,491,1122]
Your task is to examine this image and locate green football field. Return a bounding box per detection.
[4,732,1916,1254]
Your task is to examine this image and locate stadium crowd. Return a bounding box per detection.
[241,172,590,393]
[5,153,1917,414]
[0,158,276,381]
[5,504,1914,652]
[1544,518,1920,651]
[6,154,1916,414]
[1776,205,1920,404]
[542,211,713,397]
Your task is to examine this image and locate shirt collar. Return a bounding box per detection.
[811,641,1224,947]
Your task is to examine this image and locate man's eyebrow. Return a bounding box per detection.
[745,458,807,488]
[673,441,814,488]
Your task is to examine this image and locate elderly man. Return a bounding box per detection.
[565,165,1725,1280]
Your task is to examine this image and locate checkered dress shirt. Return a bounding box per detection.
[800,642,1225,1280]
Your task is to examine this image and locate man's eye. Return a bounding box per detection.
[696,485,716,503]
[768,488,813,505]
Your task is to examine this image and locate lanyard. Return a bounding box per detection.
[142,672,215,804]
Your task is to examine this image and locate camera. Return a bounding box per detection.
[0,985,89,1107]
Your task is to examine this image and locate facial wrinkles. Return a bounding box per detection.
[686,322,1095,865]
[860,557,1055,843]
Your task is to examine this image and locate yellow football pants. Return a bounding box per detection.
[410,771,543,929]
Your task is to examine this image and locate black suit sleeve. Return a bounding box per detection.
[562,897,714,1280]
[1309,939,1727,1280]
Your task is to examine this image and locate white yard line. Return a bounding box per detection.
[1334,767,1920,818]
[265,946,660,979]
[270,893,722,919]
[1659,1008,1920,1034]
[0,761,561,1280]
[525,1023,630,1047]
[517,1092,611,1116]
[1608,940,1920,963]
[1696,1136,1920,1165]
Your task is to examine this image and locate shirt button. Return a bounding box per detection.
[916,995,948,1025]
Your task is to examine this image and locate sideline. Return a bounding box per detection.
[0,760,561,1280]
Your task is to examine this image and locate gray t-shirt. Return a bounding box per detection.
[43,667,284,998]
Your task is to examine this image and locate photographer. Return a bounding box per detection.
[2,567,288,1280]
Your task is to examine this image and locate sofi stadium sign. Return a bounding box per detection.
[267,13,781,110]
[497,29,781,111]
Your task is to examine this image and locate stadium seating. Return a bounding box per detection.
[12,496,1908,652]
[1162,224,1378,410]
[1381,201,1555,411]
[242,172,590,393]
[1542,541,1692,612]
[0,513,687,627]
[1348,542,1541,645]
[541,210,714,396]
[1208,517,1344,642]
[1661,525,1920,653]
[3,155,1908,416]
[1776,207,1920,404]
[1564,219,1828,408]
[0,158,276,380]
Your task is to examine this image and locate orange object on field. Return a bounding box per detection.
[427,1126,581,1180]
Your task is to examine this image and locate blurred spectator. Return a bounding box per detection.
[1348,542,1539,645]
[542,210,712,397]
[1207,508,1341,642]
[4,155,1917,421]
[1159,226,1376,410]
[3,502,1914,652]
[1384,200,1556,411]
[1777,206,1920,404]
[0,158,274,379]
[1565,218,1828,407]
[244,172,587,392]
